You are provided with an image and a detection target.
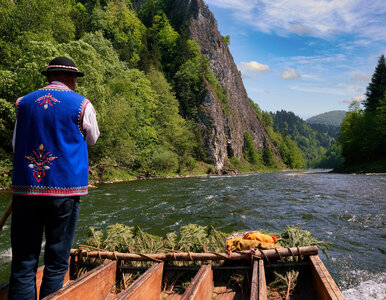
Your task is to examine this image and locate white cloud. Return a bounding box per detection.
[206,0,386,41]
[353,87,362,93]
[344,95,366,104]
[281,68,300,80]
[239,61,270,72]
[351,73,371,83]
[289,84,348,96]
[278,54,346,67]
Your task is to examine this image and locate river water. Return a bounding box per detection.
[0,170,385,299]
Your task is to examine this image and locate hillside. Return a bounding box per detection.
[306,110,347,126]
[1,0,301,186]
[272,110,337,166]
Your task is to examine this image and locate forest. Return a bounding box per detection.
[0,0,384,187]
[0,0,309,187]
[337,55,386,172]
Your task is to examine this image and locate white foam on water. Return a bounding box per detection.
[342,270,386,300]
[343,279,386,300]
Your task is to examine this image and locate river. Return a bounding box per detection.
[0,170,385,299]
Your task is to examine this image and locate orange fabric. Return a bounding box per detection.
[226,237,283,252]
[243,232,280,244]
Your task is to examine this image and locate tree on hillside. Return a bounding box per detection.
[364,54,386,112]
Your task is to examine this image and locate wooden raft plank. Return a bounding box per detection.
[36,266,45,300]
[250,259,267,300]
[0,282,8,300]
[115,262,164,300]
[309,255,345,300]
[250,260,259,300]
[181,265,213,300]
[258,260,267,300]
[212,286,237,300]
[43,260,117,300]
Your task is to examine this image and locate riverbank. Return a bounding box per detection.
[333,159,386,174]
[0,160,284,190]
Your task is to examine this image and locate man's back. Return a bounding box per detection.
[12,82,90,196]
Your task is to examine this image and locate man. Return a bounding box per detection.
[9,57,100,299]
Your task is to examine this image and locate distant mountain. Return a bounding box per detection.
[306,110,347,127]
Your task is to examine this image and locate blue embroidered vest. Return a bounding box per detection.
[12,82,90,196]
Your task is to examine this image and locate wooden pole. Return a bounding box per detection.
[0,202,12,231]
[70,246,318,262]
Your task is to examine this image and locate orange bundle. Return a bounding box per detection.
[243,232,281,244]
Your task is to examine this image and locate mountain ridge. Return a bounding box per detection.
[306,110,347,127]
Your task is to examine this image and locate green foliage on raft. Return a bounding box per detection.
[84,224,329,255]
[83,224,330,297]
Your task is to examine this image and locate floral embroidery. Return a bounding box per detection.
[25,144,58,183]
[35,93,60,109]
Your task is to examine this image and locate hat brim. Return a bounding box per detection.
[41,68,84,77]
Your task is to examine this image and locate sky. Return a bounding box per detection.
[205,0,386,119]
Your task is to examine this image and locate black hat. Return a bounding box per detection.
[41,56,84,77]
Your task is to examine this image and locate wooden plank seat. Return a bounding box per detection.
[180,265,213,300]
[114,262,164,300]
[43,260,117,300]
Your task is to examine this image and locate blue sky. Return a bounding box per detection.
[205,0,386,119]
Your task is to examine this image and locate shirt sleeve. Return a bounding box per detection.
[82,102,100,145]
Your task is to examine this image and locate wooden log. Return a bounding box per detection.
[43,260,117,300]
[250,260,259,300]
[250,260,267,300]
[258,260,267,300]
[115,262,163,300]
[308,255,345,300]
[181,265,213,300]
[70,246,318,262]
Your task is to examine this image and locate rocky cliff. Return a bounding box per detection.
[173,0,278,170]
[137,0,278,170]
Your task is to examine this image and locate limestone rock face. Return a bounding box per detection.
[177,0,278,170]
[137,0,279,170]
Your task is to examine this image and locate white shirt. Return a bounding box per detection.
[12,82,100,151]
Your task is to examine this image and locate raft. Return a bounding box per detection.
[0,246,344,299]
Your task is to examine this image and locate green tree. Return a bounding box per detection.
[339,111,365,163]
[262,139,275,167]
[243,131,259,165]
[91,0,145,66]
[364,54,386,112]
[315,143,343,168]
[375,94,386,156]
[222,35,230,45]
[146,69,195,159]
[0,98,15,154]
[71,2,89,39]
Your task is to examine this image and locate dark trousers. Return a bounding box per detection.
[8,195,80,300]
